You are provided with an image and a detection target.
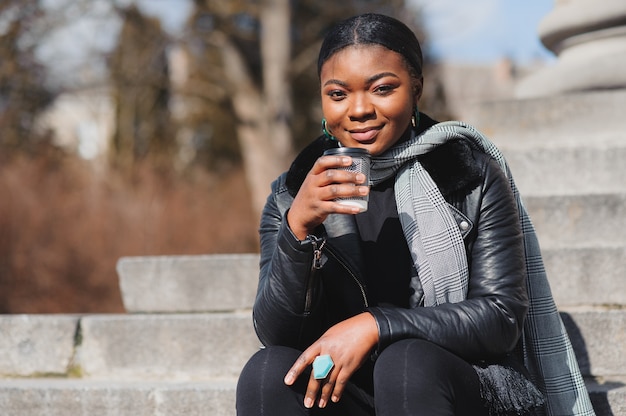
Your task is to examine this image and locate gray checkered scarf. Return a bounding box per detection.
[369,121,595,416]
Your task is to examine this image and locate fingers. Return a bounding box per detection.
[303,365,334,408]
[305,362,349,408]
[285,357,348,409]
[324,182,369,204]
[283,349,340,409]
[284,350,314,386]
[315,156,367,184]
[304,378,322,409]
[313,156,368,204]
[309,155,353,175]
[317,367,344,408]
[288,155,369,238]
[311,156,368,187]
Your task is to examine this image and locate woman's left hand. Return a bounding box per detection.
[283,312,379,409]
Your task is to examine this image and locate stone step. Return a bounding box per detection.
[116,244,624,314]
[1,310,623,380]
[0,315,80,378]
[77,309,626,381]
[0,310,623,415]
[543,246,626,307]
[460,89,626,197]
[0,377,622,416]
[117,254,259,313]
[562,308,626,379]
[0,379,237,416]
[587,378,626,416]
[0,313,261,381]
[498,144,626,197]
[76,313,260,380]
[462,89,626,146]
[524,193,626,248]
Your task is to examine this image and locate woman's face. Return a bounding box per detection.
[320,44,422,156]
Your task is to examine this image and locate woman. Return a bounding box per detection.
[237,13,593,416]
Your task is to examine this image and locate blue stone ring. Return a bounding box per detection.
[313,355,334,379]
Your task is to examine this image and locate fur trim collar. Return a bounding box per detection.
[285,115,483,199]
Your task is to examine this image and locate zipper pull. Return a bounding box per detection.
[309,236,326,270]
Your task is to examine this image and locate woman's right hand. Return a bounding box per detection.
[287,154,369,240]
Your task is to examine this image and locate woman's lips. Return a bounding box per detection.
[350,128,380,143]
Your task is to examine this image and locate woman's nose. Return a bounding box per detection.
[349,93,375,121]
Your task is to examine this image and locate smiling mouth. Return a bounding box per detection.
[350,128,380,143]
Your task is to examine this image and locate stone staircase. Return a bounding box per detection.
[0,255,261,415]
[0,90,624,415]
[463,89,626,415]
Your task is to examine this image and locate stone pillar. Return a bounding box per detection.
[516,0,626,98]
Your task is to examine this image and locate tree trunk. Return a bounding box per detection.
[219,0,294,223]
[260,0,294,174]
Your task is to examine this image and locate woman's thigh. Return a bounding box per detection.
[373,339,487,416]
[236,346,304,415]
[236,345,375,416]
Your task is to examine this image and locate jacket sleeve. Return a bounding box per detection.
[252,176,325,349]
[368,156,529,362]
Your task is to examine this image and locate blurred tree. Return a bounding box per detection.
[109,5,175,171]
[0,0,56,155]
[180,0,293,219]
[181,0,446,220]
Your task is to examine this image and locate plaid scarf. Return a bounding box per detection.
[370,121,595,416]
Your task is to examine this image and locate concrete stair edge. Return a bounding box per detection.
[561,309,626,379]
[116,246,626,313]
[543,246,626,307]
[117,254,260,313]
[0,315,80,378]
[461,89,626,144]
[500,145,626,197]
[0,310,624,380]
[75,312,260,381]
[524,193,626,247]
[0,378,623,416]
[0,378,238,416]
[0,313,261,381]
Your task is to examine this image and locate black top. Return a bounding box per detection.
[355,177,413,308]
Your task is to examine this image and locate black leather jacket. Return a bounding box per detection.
[253,116,529,363]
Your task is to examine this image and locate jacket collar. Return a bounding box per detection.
[285,113,482,199]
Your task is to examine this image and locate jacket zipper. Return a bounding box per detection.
[304,235,325,314]
[324,244,369,308]
[304,236,370,313]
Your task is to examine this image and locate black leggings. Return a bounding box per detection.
[236,339,488,415]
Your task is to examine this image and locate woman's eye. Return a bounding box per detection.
[373,84,395,95]
[327,90,346,100]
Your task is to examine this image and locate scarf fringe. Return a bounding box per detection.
[474,364,545,416]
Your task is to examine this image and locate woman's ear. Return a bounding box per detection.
[414,76,424,102]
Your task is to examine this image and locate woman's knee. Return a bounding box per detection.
[237,345,301,391]
[373,339,485,416]
[375,338,449,380]
[236,346,310,415]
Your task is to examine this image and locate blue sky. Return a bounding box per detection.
[410,0,556,63]
[135,0,556,64]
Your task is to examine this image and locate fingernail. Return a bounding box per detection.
[304,397,314,408]
[284,372,294,385]
[356,173,366,183]
[332,395,339,403]
[318,398,326,408]
[341,156,351,165]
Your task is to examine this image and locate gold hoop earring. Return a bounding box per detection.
[411,107,420,128]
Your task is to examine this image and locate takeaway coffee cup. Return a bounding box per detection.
[323,147,371,212]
